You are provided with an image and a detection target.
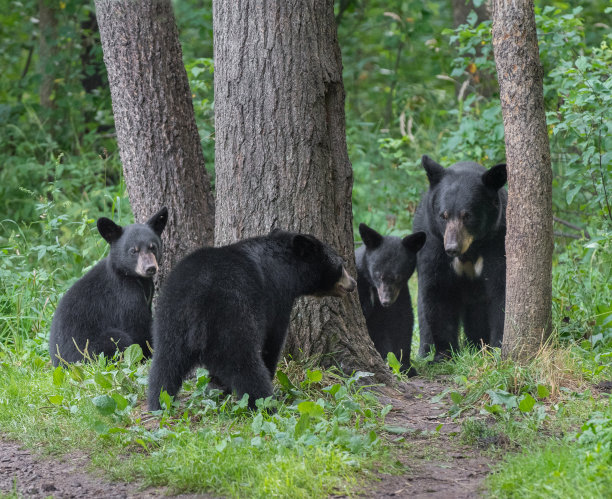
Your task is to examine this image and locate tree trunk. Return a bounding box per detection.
[491,0,553,362]
[95,0,215,284]
[38,0,58,109]
[213,0,393,384]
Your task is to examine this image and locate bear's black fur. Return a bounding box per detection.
[413,155,507,361]
[49,207,168,366]
[147,229,356,410]
[355,223,426,375]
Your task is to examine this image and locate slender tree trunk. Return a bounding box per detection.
[213,0,393,383]
[38,0,58,109]
[492,0,553,362]
[95,0,215,284]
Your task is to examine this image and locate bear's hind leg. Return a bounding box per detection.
[148,344,196,411]
[211,350,274,410]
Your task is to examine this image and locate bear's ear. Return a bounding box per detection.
[421,155,445,186]
[402,231,426,253]
[292,234,320,259]
[359,223,383,249]
[97,217,123,244]
[146,206,168,236]
[482,163,507,191]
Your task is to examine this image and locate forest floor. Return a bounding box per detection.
[0,377,494,498]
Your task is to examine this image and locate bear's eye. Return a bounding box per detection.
[149,243,157,252]
[440,211,449,221]
[462,212,470,221]
[129,247,139,255]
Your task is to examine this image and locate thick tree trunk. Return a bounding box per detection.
[491,0,553,362]
[95,0,215,284]
[213,0,392,383]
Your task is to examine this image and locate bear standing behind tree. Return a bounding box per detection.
[355,223,426,375]
[49,207,168,366]
[147,229,356,411]
[413,156,507,361]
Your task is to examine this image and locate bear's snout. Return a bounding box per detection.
[332,266,356,296]
[136,252,159,278]
[377,284,400,307]
[444,219,474,257]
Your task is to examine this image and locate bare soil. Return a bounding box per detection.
[0,377,494,498]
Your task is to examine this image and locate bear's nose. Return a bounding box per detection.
[145,265,157,276]
[445,244,461,257]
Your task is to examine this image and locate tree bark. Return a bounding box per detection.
[95,0,215,284]
[213,0,393,383]
[491,0,553,362]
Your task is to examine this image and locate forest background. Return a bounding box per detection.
[0,0,611,497]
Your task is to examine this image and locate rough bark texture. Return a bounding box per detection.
[492,0,553,362]
[213,0,393,383]
[95,0,215,284]
[38,0,58,109]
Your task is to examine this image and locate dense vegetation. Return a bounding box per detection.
[0,0,610,497]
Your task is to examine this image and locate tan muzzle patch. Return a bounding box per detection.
[444,219,474,255]
[331,266,357,297]
[136,252,158,277]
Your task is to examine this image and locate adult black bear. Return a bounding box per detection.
[413,155,507,361]
[49,207,168,366]
[147,229,356,411]
[355,223,426,375]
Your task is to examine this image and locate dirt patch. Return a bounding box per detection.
[0,439,214,498]
[369,377,494,498]
[1,377,494,498]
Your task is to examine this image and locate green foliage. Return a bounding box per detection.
[0,344,393,497]
[487,397,612,498]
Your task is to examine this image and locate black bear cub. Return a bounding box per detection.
[356,224,426,376]
[49,207,168,366]
[413,155,507,361]
[148,229,356,411]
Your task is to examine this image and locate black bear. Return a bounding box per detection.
[49,207,168,366]
[413,155,507,361]
[147,229,356,411]
[355,223,426,376]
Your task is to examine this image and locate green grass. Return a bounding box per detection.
[0,342,394,498]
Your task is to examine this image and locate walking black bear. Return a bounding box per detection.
[49,207,168,366]
[413,155,507,361]
[355,223,426,375]
[148,229,356,411]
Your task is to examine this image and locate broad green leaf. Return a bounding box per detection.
[94,372,113,389]
[518,394,536,413]
[52,366,65,386]
[386,352,401,373]
[450,391,463,405]
[537,384,551,399]
[294,413,310,438]
[159,390,173,411]
[92,395,117,416]
[297,400,324,418]
[111,392,129,411]
[48,395,63,405]
[123,344,143,366]
[276,370,297,391]
[305,369,323,384]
